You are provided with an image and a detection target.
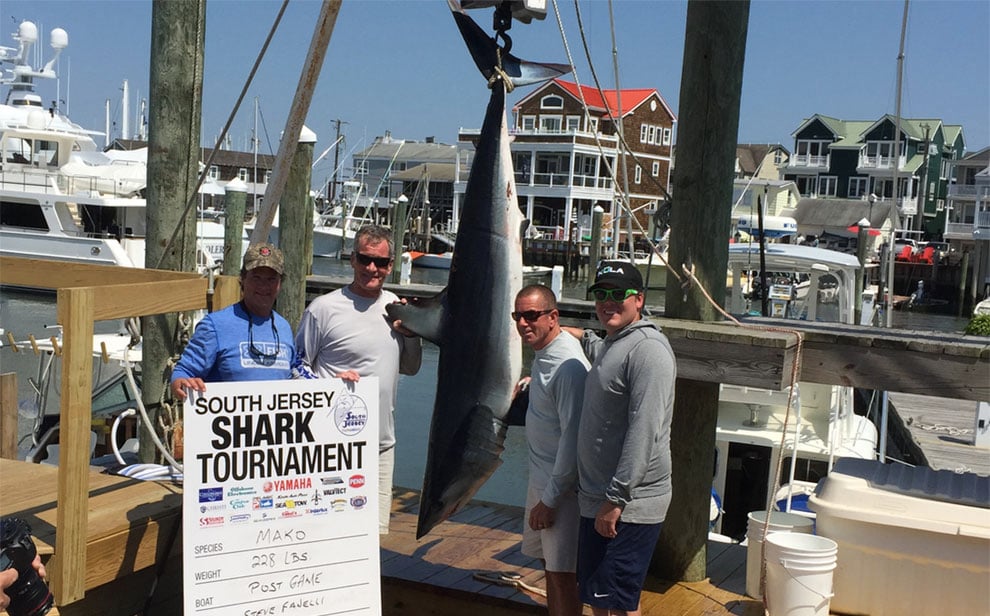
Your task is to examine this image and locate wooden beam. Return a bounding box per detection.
[0,373,16,459]
[741,317,990,401]
[91,278,208,321]
[53,287,95,603]
[213,274,241,312]
[0,256,199,288]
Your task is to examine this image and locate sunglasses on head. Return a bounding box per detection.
[592,288,639,302]
[354,253,393,268]
[511,309,553,323]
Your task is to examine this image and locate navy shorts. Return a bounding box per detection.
[577,516,663,611]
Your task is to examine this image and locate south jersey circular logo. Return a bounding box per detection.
[332,392,368,436]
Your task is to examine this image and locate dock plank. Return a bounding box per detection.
[890,392,989,475]
[380,489,758,616]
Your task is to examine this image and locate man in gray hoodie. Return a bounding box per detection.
[564,260,676,616]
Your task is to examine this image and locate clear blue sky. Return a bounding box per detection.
[3,0,987,189]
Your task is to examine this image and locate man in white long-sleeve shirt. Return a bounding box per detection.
[295,225,422,533]
[513,284,589,616]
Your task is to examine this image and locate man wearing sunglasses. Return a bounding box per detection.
[562,260,676,616]
[512,284,589,616]
[295,225,422,534]
[171,243,297,401]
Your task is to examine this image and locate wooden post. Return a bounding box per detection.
[0,372,17,459]
[656,0,750,583]
[143,0,206,463]
[958,249,971,317]
[280,126,317,331]
[250,0,342,244]
[52,287,95,603]
[390,196,409,284]
[223,179,248,277]
[589,205,604,283]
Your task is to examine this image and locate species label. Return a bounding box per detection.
[182,378,380,615]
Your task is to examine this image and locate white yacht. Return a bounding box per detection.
[712,243,879,537]
[0,21,235,270]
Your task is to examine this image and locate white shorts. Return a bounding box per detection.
[379,446,394,534]
[521,482,579,572]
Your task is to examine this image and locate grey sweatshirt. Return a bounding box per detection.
[576,319,676,524]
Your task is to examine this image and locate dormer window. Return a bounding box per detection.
[540,95,564,109]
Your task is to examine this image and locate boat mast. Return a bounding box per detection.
[885,0,909,328]
[253,96,259,217]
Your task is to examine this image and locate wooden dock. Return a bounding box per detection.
[889,392,990,475]
[380,488,762,616]
[0,459,760,616]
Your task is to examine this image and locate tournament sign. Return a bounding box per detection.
[182,378,380,615]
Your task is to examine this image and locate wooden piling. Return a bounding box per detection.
[657,0,751,583]
[280,127,317,331]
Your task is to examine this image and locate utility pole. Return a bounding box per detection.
[657,0,750,583]
[915,122,931,234]
[329,118,348,204]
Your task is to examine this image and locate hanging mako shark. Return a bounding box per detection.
[385,1,569,538]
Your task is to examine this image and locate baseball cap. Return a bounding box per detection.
[242,243,284,275]
[588,259,644,291]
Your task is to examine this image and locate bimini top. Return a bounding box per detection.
[728,243,861,273]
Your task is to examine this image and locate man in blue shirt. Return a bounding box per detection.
[171,243,296,400]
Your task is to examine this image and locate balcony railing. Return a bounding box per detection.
[789,154,829,168]
[858,155,907,170]
[948,184,990,199]
[944,211,990,238]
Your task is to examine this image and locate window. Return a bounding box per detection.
[540,95,564,109]
[819,176,838,196]
[588,117,599,133]
[521,115,536,131]
[848,177,868,198]
[264,170,272,184]
[662,128,671,145]
[634,165,642,184]
[648,126,656,144]
[640,124,648,143]
[774,149,784,164]
[237,168,249,181]
[208,165,219,180]
[652,161,660,176]
[355,160,368,175]
[566,115,581,132]
[540,115,562,132]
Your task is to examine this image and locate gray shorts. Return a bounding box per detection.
[521,482,579,572]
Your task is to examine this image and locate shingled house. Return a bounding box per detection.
[455,78,675,248]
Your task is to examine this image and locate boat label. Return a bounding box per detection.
[183,378,381,615]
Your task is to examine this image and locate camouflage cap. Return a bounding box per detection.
[242,243,284,275]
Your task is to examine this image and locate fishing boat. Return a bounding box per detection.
[0,21,235,270]
[713,243,880,538]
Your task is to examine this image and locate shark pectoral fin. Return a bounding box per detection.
[519,219,530,242]
[385,289,447,345]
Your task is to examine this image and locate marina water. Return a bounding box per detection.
[0,256,972,509]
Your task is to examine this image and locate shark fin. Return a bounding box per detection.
[385,289,447,345]
[449,0,571,87]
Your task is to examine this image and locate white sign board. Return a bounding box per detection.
[182,378,380,615]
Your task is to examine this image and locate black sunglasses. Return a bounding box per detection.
[592,288,639,302]
[354,253,393,268]
[248,316,280,361]
[511,309,554,322]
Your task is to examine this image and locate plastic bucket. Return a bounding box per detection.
[764,532,837,616]
[745,510,814,599]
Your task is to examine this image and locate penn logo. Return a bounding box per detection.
[349,475,365,488]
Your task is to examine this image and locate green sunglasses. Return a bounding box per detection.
[592,288,640,302]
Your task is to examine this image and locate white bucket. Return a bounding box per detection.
[745,510,814,599]
[764,532,838,616]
